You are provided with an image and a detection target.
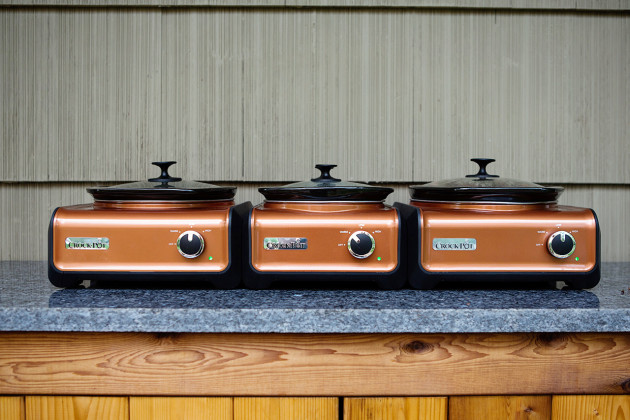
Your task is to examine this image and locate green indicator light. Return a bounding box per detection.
[377,257,382,261]
[575,257,579,261]
[208,256,213,261]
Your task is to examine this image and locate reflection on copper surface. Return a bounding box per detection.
[411,202,597,272]
[52,204,232,272]
[251,202,399,272]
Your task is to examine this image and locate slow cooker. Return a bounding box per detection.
[48,161,251,288]
[395,158,600,289]
[243,164,406,289]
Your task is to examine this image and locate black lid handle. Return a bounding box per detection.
[311,164,341,182]
[149,161,182,183]
[466,158,499,179]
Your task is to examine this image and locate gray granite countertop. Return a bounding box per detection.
[0,261,629,333]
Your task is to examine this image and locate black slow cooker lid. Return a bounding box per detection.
[259,164,394,201]
[87,161,236,201]
[409,158,564,203]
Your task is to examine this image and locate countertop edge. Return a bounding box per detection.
[2,307,629,334]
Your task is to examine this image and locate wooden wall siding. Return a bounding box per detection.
[25,396,129,420]
[344,397,448,420]
[1,9,629,183]
[233,397,338,420]
[449,396,551,420]
[1,1,630,9]
[0,182,627,261]
[160,10,244,181]
[0,8,163,183]
[551,395,630,420]
[0,396,25,420]
[130,397,232,420]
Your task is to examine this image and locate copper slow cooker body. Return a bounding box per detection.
[243,164,406,290]
[398,158,600,290]
[48,162,251,289]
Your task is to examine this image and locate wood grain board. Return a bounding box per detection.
[1,333,630,396]
[130,397,232,420]
[0,396,24,420]
[1,9,628,183]
[449,396,551,420]
[25,396,128,420]
[234,397,338,420]
[344,397,447,420]
[551,395,630,420]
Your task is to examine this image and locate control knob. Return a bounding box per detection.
[547,231,576,259]
[348,231,375,259]
[177,231,205,258]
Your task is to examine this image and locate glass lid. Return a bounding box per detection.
[87,161,236,201]
[409,158,564,203]
[259,164,394,202]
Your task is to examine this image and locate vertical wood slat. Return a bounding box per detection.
[25,396,129,420]
[234,397,338,420]
[0,397,24,420]
[130,397,232,420]
[344,397,447,420]
[2,9,629,184]
[7,395,630,420]
[551,395,630,420]
[448,396,551,420]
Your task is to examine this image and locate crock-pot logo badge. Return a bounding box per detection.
[65,237,110,250]
[433,238,477,251]
[264,237,308,250]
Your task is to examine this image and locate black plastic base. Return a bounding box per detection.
[242,207,407,290]
[394,202,601,290]
[241,272,407,290]
[48,202,253,289]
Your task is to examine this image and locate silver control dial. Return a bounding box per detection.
[177,231,205,258]
[547,231,576,259]
[348,231,376,259]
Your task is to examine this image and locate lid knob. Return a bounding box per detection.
[311,164,341,183]
[466,158,500,180]
[148,161,183,183]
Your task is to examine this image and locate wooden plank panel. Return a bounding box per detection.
[1,0,629,9]
[412,11,630,184]
[234,397,338,420]
[449,396,551,420]
[344,397,447,420]
[241,9,414,183]
[1,333,630,396]
[2,9,628,184]
[25,396,128,420]
[0,8,162,182]
[0,397,24,420]
[551,395,630,420]
[130,397,232,420]
[160,9,244,181]
[1,182,628,262]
